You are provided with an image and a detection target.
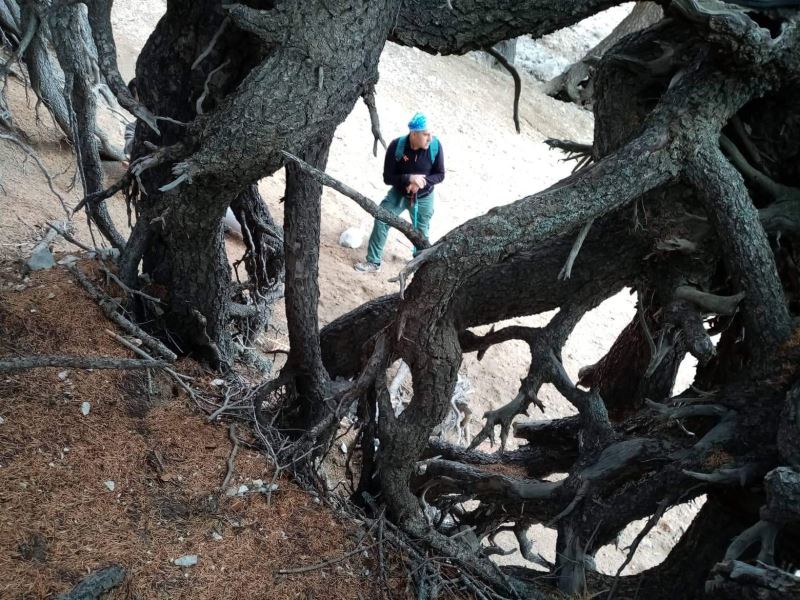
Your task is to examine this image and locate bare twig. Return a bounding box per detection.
[484,46,522,133]
[72,172,131,213]
[558,218,594,280]
[192,17,230,69]
[196,59,230,115]
[0,132,71,217]
[277,543,377,575]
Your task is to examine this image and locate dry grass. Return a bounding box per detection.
[0,262,406,599]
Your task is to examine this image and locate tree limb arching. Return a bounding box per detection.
[281,150,430,251]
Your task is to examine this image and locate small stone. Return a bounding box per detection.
[339,442,348,455]
[104,480,115,491]
[57,371,69,381]
[251,479,264,487]
[210,378,225,387]
[25,246,55,271]
[211,532,223,542]
[47,292,55,299]
[0,416,5,425]
[258,483,278,494]
[225,486,238,497]
[237,484,249,495]
[80,402,91,416]
[174,555,198,567]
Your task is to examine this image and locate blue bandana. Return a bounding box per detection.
[408,112,428,132]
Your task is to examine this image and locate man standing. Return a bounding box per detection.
[354,112,445,272]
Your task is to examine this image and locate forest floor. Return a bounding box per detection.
[0,2,700,597]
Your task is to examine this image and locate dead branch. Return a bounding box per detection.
[0,355,163,373]
[192,16,230,70]
[361,84,386,157]
[706,561,800,599]
[484,46,521,133]
[724,520,779,565]
[104,330,197,403]
[674,285,745,316]
[220,423,240,491]
[56,564,125,600]
[72,172,132,214]
[277,542,376,575]
[196,59,230,115]
[70,264,178,362]
[558,218,593,280]
[281,150,429,250]
[0,131,71,216]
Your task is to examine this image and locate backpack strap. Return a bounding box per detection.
[394,136,406,161]
[394,135,439,163]
[428,136,439,164]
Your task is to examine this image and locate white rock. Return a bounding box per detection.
[339,442,348,455]
[211,378,225,387]
[0,416,5,425]
[57,371,69,381]
[258,483,279,494]
[80,402,91,416]
[104,480,115,491]
[174,554,198,567]
[338,227,365,249]
[237,484,249,495]
[225,486,239,497]
[211,532,223,541]
[251,479,264,487]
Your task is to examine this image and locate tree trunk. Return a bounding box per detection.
[280,134,333,429]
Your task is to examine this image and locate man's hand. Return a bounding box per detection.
[409,174,427,188]
[406,181,421,194]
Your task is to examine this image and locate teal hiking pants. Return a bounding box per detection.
[366,187,434,265]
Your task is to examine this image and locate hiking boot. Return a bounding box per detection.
[354,261,381,273]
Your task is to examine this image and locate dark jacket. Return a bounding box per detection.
[383,136,445,198]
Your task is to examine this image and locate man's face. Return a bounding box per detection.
[409,130,432,150]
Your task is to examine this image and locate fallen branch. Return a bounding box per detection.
[281,150,429,251]
[56,564,125,600]
[484,46,521,133]
[277,542,376,575]
[104,330,196,401]
[220,423,240,491]
[70,264,178,362]
[0,355,163,373]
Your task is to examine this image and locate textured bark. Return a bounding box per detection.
[49,4,124,249]
[280,134,333,429]
[391,0,625,55]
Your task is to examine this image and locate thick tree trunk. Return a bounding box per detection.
[280,134,333,429]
